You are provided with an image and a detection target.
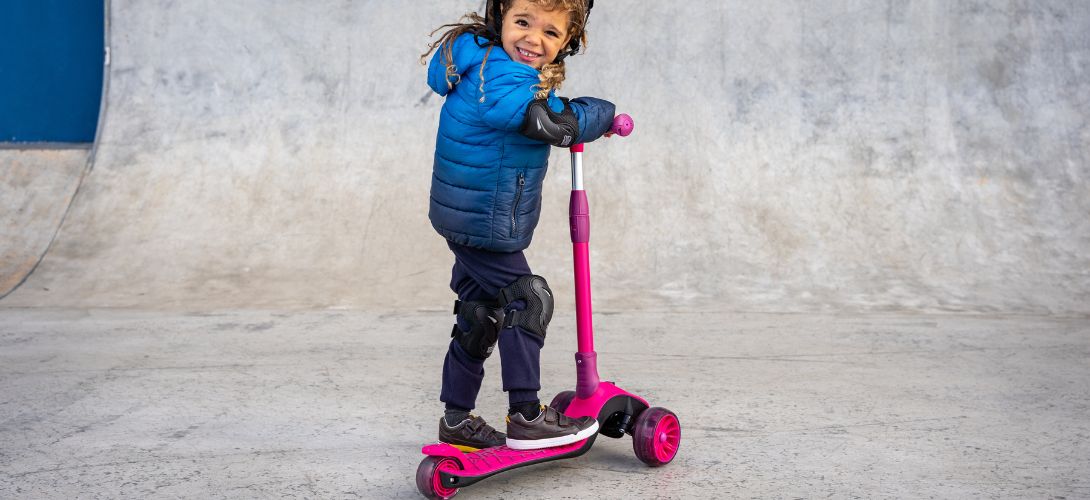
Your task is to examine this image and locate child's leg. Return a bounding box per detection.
[444,241,599,450]
[438,335,507,450]
[439,277,499,416]
[435,247,513,449]
[439,337,486,415]
[444,242,542,416]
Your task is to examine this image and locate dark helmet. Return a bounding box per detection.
[481,0,594,63]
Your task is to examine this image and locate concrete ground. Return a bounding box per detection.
[2,308,1087,498]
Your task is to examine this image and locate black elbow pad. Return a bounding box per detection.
[519,98,579,147]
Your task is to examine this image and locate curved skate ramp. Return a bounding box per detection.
[0,149,89,298]
[2,1,1089,313]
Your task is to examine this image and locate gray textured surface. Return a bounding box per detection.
[2,0,1088,313]
[1,309,1088,498]
[0,149,89,297]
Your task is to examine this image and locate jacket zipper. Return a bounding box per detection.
[511,172,525,237]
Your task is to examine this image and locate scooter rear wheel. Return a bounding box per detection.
[550,390,576,413]
[416,456,461,499]
[632,407,681,466]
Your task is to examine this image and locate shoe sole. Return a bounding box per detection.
[505,420,600,450]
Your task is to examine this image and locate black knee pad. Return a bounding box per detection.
[497,275,554,340]
[451,299,503,360]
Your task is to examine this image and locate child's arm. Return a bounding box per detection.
[518,97,616,147]
[567,97,616,144]
[519,98,580,147]
[477,58,615,145]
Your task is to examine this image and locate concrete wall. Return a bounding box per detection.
[2,0,1088,314]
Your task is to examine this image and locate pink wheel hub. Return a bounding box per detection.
[432,458,459,498]
[653,414,681,462]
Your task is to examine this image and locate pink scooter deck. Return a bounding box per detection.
[421,436,597,488]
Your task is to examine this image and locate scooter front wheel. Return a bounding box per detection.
[632,407,681,466]
[416,456,461,499]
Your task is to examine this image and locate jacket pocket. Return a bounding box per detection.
[511,171,525,237]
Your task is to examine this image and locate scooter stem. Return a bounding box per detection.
[568,114,633,399]
[569,144,593,352]
[569,143,600,398]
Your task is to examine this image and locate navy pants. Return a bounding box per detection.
[440,241,543,411]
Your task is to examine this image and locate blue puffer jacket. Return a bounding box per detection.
[427,33,615,252]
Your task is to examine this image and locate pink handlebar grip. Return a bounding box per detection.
[611,114,634,137]
[570,114,634,152]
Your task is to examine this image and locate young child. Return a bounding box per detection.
[421,0,616,451]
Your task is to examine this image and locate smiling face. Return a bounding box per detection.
[500,0,572,69]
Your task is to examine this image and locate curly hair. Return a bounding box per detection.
[421,0,591,101]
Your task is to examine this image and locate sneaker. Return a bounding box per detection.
[438,415,506,452]
[505,405,600,450]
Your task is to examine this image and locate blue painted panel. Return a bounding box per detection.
[0,1,104,143]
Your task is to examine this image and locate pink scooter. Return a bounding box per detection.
[416,115,681,499]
